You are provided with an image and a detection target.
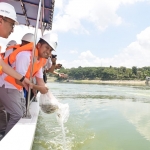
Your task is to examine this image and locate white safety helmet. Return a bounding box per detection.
[40,34,57,50]
[0,2,18,25]
[7,40,17,47]
[21,33,34,43]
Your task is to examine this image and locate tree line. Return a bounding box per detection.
[48,66,150,80]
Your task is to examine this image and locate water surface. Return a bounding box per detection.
[32,83,150,150]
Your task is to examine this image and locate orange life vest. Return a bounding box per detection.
[1,42,47,90]
[0,45,20,74]
[6,44,20,51]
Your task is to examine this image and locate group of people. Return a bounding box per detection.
[0,2,66,138]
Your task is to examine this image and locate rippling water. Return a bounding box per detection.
[32,82,150,150]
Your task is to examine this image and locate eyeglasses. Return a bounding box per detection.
[2,17,15,29]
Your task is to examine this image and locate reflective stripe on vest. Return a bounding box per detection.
[1,42,47,90]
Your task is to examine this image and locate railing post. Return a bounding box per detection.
[26,0,43,118]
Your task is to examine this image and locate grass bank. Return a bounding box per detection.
[47,77,146,86]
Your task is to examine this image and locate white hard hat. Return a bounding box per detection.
[7,40,17,47]
[40,34,58,50]
[0,2,18,25]
[21,33,34,43]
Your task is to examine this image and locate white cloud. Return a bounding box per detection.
[69,50,78,54]
[53,14,89,34]
[60,27,150,68]
[53,0,145,33]
[78,50,96,59]
[55,0,63,9]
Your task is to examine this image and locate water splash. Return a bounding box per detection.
[56,103,69,150]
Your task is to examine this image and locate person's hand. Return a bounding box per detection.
[22,78,33,91]
[39,86,49,94]
[55,64,62,69]
[59,73,68,78]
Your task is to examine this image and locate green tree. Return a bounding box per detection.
[132,66,137,75]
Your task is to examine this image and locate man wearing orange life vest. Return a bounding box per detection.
[0,33,57,135]
[2,40,17,59]
[4,33,46,100]
[0,2,34,89]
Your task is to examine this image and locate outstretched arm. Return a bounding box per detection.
[1,59,24,80]
[0,59,33,90]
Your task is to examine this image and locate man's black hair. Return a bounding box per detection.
[21,40,30,46]
[38,39,49,46]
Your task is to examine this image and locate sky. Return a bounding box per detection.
[1,0,150,69]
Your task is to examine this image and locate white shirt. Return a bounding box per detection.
[43,57,52,72]
[0,51,43,90]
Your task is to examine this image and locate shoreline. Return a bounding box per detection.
[47,77,146,86]
[68,80,146,85]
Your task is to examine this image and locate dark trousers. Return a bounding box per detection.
[23,88,35,108]
[0,104,7,133]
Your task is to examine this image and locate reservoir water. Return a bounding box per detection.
[32,82,150,150]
